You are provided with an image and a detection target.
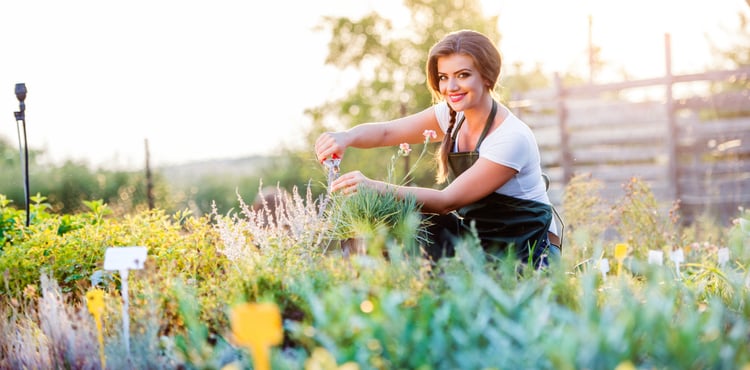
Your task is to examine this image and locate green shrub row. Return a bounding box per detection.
[1,176,749,369]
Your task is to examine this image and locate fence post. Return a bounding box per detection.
[554,72,572,183]
[664,33,680,203]
[145,138,154,210]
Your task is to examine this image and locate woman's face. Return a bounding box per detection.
[437,53,487,112]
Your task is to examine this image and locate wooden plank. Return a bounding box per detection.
[534,127,562,147]
[678,118,750,138]
[510,87,557,101]
[597,182,672,202]
[568,121,669,147]
[679,175,750,190]
[541,152,561,167]
[679,185,750,200]
[561,67,750,97]
[571,163,667,182]
[566,101,667,128]
[570,146,666,165]
[542,167,565,184]
[678,160,750,177]
[675,91,750,112]
[522,114,559,129]
[679,193,750,205]
[565,77,670,96]
[671,67,750,84]
[678,132,750,158]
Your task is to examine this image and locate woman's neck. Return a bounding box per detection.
[462,97,497,132]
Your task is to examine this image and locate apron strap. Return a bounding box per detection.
[450,100,498,152]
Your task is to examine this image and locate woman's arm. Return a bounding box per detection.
[332,157,516,214]
[315,106,443,163]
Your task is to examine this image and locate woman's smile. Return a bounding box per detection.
[448,93,466,103]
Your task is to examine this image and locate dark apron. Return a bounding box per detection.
[447,100,553,261]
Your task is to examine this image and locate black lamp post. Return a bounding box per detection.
[13,83,30,227]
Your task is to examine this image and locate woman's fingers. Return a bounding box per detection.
[315,133,343,163]
[331,171,364,194]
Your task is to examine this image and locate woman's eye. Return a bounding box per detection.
[458,72,470,79]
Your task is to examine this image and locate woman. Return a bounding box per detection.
[315,29,560,266]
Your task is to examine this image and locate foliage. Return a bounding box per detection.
[705,9,750,119]
[561,173,608,262]
[0,198,230,334]
[1,174,750,369]
[709,10,750,71]
[324,186,424,258]
[0,134,175,215]
[609,177,674,260]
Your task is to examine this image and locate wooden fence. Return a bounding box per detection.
[509,35,750,224]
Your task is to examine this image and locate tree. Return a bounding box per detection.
[706,9,750,113]
[709,10,750,70]
[276,0,501,194]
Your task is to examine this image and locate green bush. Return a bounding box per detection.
[0,176,749,369]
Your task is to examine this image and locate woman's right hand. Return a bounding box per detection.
[315,131,348,163]
[330,170,376,195]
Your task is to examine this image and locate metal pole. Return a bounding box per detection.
[588,14,594,84]
[145,138,154,210]
[554,73,572,184]
[13,83,30,227]
[664,33,680,202]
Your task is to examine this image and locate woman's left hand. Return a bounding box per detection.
[330,171,372,195]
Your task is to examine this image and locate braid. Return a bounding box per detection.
[436,108,457,184]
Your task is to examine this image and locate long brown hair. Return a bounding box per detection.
[426,29,502,183]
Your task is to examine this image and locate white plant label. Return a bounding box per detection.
[599,258,610,273]
[103,246,148,357]
[104,246,148,270]
[718,248,729,266]
[599,258,610,282]
[648,250,664,265]
[670,249,684,264]
[670,248,684,278]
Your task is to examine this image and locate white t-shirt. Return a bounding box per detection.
[434,101,559,234]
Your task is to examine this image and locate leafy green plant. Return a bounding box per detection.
[0,194,23,249]
[609,177,673,260]
[325,186,424,256]
[2,176,750,369]
[324,134,436,258]
[561,173,608,264]
[728,208,750,262]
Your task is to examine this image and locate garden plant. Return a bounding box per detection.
[1,156,749,369]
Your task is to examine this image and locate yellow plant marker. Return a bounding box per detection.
[86,288,106,369]
[230,302,283,370]
[614,243,628,276]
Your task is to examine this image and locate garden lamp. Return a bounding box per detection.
[13,83,30,227]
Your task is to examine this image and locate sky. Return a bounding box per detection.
[1,0,747,170]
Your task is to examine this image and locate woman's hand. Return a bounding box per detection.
[315,131,348,163]
[330,171,375,195]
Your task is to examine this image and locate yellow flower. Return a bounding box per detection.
[230,302,283,370]
[614,361,636,370]
[305,348,360,370]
